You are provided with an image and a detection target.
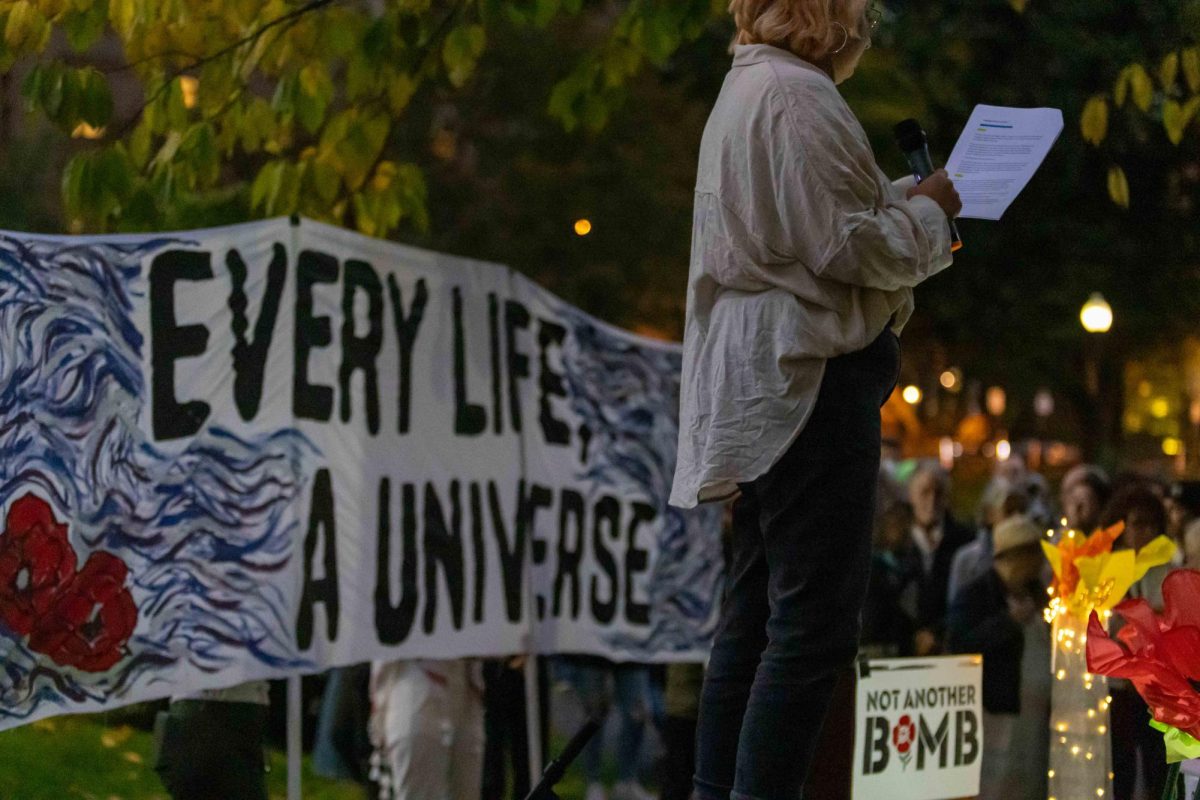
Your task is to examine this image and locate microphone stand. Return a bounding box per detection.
[522,716,603,800]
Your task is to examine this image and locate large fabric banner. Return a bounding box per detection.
[0,217,722,730]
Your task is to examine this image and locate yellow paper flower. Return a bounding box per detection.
[1043,523,1177,622]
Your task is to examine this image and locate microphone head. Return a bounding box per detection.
[893,118,927,152]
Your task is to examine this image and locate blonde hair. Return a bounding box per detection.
[729,0,868,63]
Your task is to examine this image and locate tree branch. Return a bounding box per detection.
[112,0,341,137]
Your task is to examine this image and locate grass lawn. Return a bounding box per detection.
[0,713,364,800]
[0,714,606,800]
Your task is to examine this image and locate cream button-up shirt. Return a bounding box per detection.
[669,44,953,508]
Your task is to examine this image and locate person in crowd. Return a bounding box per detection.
[947,515,1052,800]
[368,659,484,800]
[1100,482,1171,800]
[481,656,550,800]
[660,661,705,800]
[1058,464,1111,534]
[154,680,271,800]
[1184,517,1200,570]
[561,657,655,800]
[862,499,918,657]
[1165,480,1200,556]
[1022,471,1054,528]
[946,477,1030,606]
[313,664,373,789]
[905,461,974,655]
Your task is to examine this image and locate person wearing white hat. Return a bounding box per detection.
[947,515,1051,800]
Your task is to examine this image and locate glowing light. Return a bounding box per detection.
[179,76,199,109]
[1087,709,1096,719]
[939,437,956,470]
[1098,725,1107,734]
[1035,389,1055,417]
[1048,770,1056,779]
[1056,669,1067,680]
[71,122,105,139]
[986,386,1007,416]
[574,219,593,236]
[902,385,923,405]
[940,368,962,391]
[1071,746,1081,756]
[1080,293,1113,333]
[1163,437,1182,456]
[1151,397,1171,419]
[996,439,1012,461]
[1056,722,1068,732]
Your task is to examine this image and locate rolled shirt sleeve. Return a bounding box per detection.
[768,79,954,293]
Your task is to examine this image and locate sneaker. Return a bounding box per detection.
[585,782,608,800]
[611,780,656,800]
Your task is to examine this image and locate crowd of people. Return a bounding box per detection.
[863,454,1200,800]
[149,451,1200,800]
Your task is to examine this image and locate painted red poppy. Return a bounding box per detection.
[29,552,139,673]
[0,493,138,673]
[0,494,76,636]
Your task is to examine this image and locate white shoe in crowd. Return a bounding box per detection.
[611,780,657,800]
[585,782,609,800]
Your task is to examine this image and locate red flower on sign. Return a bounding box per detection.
[893,715,917,754]
[0,494,138,673]
[0,494,76,636]
[30,553,139,672]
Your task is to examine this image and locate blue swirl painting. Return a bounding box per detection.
[558,308,724,657]
[0,234,317,727]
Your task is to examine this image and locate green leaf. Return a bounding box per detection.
[442,24,486,88]
[165,76,188,130]
[64,0,108,53]
[296,63,332,134]
[77,68,113,127]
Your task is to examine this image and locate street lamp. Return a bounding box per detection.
[1080,293,1113,334]
[1079,293,1113,460]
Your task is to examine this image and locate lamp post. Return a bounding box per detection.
[1080,293,1113,459]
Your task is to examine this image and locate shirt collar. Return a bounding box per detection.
[731,44,833,82]
[910,524,944,556]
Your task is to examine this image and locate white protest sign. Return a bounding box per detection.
[853,655,983,800]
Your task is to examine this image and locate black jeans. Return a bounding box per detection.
[694,329,899,800]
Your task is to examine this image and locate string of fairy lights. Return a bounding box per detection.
[1044,522,1117,800]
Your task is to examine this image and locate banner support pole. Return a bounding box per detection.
[287,675,302,800]
[509,264,544,784]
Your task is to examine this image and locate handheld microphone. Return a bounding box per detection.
[893,118,963,253]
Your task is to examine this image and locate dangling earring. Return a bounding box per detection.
[832,21,849,54]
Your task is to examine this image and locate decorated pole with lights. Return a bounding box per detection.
[1042,522,1176,800]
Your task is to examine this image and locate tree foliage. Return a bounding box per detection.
[1018,0,1200,209]
[0,0,721,236]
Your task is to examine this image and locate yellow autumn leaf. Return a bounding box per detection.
[1107,165,1130,209]
[1081,96,1109,146]
[1129,63,1154,112]
[1160,52,1180,89]
[1184,48,1200,93]
[1114,67,1129,108]
[1164,100,1186,145]
[1164,96,1200,146]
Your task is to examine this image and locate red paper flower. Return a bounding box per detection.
[0,494,76,635]
[892,715,916,754]
[29,552,138,673]
[1087,569,1200,739]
